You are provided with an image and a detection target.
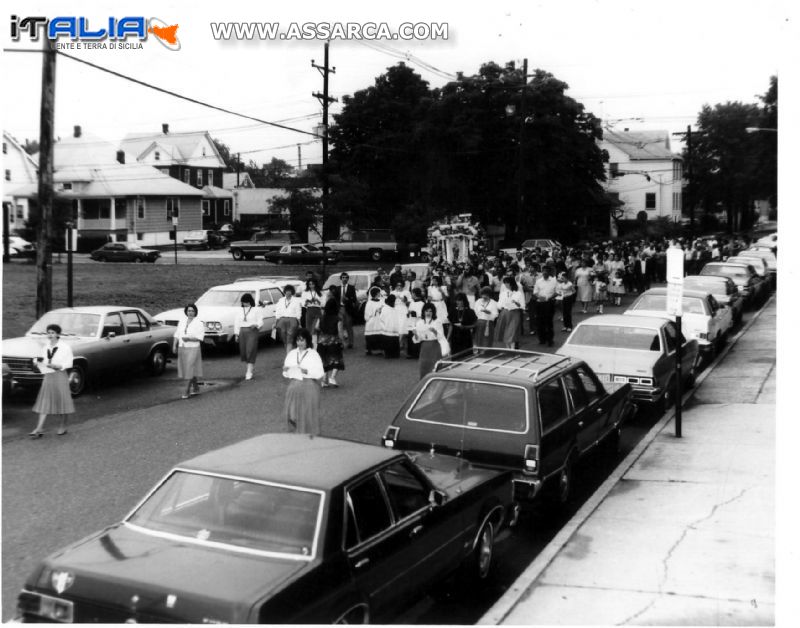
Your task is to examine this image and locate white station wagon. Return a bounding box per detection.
[624,288,734,358]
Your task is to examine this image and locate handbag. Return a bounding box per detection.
[438,335,451,358]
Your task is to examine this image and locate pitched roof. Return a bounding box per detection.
[55,163,204,197]
[602,129,679,160]
[202,184,233,199]
[120,130,225,168]
[41,132,124,169]
[3,130,39,180]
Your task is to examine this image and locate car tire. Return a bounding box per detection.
[549,453,575,507]
[68,364,87,397]
[370,249,382,262]
[97,256,107,262]
[134,256,143,263]
[333,604,369,624]
[658,377,676,414]
[468,520,495,583]
[231,249,244,261]
[147,347,168,376]
[277,258,284,265]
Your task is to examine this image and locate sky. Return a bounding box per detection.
[1,0,793,168]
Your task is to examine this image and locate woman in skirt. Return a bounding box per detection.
[234,293,262,381]
[495,276,525,348]
[29,324,75,437]
[473,286,499,347]
[413,302,445,379]
[316,298,345,387]
[174,303,205,399]
[282,328,324,435]
[275,285,302,354]
[301,278,324,347]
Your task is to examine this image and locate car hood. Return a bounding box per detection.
[557,344,660,374]
[36,524,310,623]
[2,335,93,358]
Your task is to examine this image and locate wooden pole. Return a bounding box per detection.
[35,38,56,318]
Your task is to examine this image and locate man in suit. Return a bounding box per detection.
[331,272,358,348]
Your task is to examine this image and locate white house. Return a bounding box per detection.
[2,130,39,230]
[601,129,683,222]
[222,171,254,189]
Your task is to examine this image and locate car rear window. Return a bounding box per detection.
[568,324,660,351]
[631,295,706,315]
[406,379,528,433]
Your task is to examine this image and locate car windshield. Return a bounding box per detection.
[126,471,322,557]
[28,312,101,337]
[407,379,527,433]
[568,325,661,351]
[197,289,253,307]
[631,295,706,315]
[701,265,748,279]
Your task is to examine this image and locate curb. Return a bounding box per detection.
[479,294,775,625]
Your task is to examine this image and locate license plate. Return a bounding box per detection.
[596,373,611,383]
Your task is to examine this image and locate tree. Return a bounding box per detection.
[262,157,294,186]
[212,138,237,170]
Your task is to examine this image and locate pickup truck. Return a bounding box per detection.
[383,348,636,505]
[228,230,301,261]
[321,229,399,262]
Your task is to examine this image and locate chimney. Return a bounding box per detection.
[73,125,82,138]
[116,150,125,164]
[162,123,169,134]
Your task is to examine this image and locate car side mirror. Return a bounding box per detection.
[428,489,446,508]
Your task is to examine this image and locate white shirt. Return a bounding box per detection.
[233,305,264,334]
[301,291,324,310]
[413,317,445,343]
[282,348,324,381]
[174,316,205,347]
[36,339,74,374]
[275,296,302,321]
[380,305,402,336]
[497,287,526,310]
[533,276,558,301]
[473,297,500,321]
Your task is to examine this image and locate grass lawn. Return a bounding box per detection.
[1,261,296,339]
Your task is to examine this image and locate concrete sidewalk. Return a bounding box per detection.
[482,298,776,626]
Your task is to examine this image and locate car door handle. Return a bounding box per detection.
[355,558,370,569]
[596,407,604,414]
[409,525,424,538]
[577,420,584,427]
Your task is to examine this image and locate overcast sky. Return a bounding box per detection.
[1,0,792,168]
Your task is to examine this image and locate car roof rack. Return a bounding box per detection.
[434,347,573,382]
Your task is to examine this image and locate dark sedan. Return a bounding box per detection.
[16,434,515,624]
[699,261,769,308]
[90,242,160,263]
[264,243,340,265]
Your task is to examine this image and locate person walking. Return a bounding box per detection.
[315,298,345,388]
[448,293,477,354]
[174,303,205,399]
[301,278,324,348]
[574,259,594,313]
[413,302,445,378]
[609,269,625,306]
[533,266,558,346]
[379,294,402,358]
[426,275,450,333]
[275,284,302,354]
[234,293,262,381]
[555,272,576,332]
[331,273,358,348]
[473,286,499,347]
[593,271,609,314]
[29,324,75,438]
[406,288,425,359]
[495,276,525,349]
[282,328,324,435]
[363,287,385,356]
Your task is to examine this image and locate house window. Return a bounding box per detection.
[155,151,160,161]
[609,163,619,177]
[207,169,213,186]
[672,192,682,212]
[166,197,180,220]
[136,198,145,219]
[4,169,10,181]
[196,170,203,186]
[137,232,144,241]
[183,169,190,184]
[202,200,210,216]
[645,193,656,210]
[16,205,24,220]
[223,200,231,216]
[82,199,111,220]
[114,198,126,220]
[62,182,73,190]
[673,160,682,181]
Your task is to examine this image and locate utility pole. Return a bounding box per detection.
[312,41,337,278]
[36,38,56,319]
[297,144,302,171]
[236,152,241,187]
[685,125,694,236]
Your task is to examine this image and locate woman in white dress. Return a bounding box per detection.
[174,303,205,399]
[390,280,411,353]
[282,328,324,435]
[29,324,75,437]
[426,275,450,331]
[574,259,594,314]
[413,302,445,379]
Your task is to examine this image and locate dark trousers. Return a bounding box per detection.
[536,299,555,344]
[561,294,575,330]
[406,331,420,358]
[527,299,538,334]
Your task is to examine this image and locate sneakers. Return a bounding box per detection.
[245,372,253,381]
[329,377,339,388]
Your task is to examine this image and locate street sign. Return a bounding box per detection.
[172,217,179,226]
[666,247,684,283]
[666,282,683,316]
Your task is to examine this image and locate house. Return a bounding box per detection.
[601,129,683,222]
[222,171,254,189]
[21,126,204,247]
[231,188,292,229]
[2,131,39,230]
[120,124,233,227]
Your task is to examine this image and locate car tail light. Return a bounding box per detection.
[523,444,539,474]
[382,426,399,449]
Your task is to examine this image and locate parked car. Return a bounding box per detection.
[6,235,36,258]
[1,306,174,396]
[154,279,286,348]
[699,261,769,308]
[183,229,229,250]
[382,348,636,504]
[16,434,516,623]
[557,314,699,412]
[754,232,777,253]
[734,250,776,289]
[625,288,734,358]
[234,276,305,296]
[682,275,744,325]
[228,230,301,261]
[2,362,16,395]
[322,229,399,262]
[90,242,160,263]
[264,243,341,265]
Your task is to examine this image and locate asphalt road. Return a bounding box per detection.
[0,275,747,622]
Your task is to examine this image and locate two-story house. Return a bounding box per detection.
[601,129,683,223]
[2,131,39,231]
[120,125,233,227]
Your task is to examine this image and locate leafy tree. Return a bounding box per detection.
[262,157,295,186]
[212,138,237,170]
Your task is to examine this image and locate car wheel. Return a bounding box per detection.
[470,520,495,582]
[552,454,575,506]
[147,347,168,376]
[134,256,143,263]
[658,377,676,414]
[370,249,382,262]
[68,364,87,397]
[97,256,107,262]
[333,604,369,624]
[231,248,244,261]
[276,258,284,265]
